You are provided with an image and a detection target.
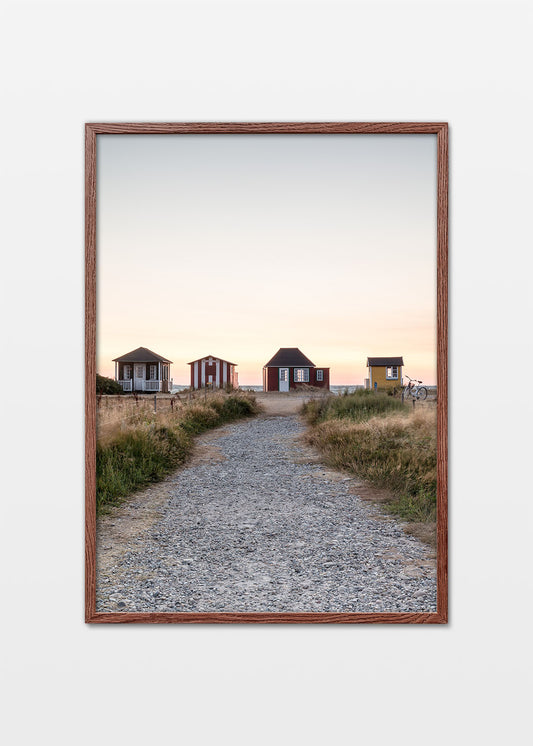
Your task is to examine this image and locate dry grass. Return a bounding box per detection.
[96,391,261,513]
[97,392,197,432]
[304,401,437,525]
[302,388,406,425]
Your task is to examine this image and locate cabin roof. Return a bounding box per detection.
[264,348,316,367]
[187,355,237,366]
[366,356,404,367]
[112,346,173,364]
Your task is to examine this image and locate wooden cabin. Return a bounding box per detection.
[263,348,330,392]
[188,355,238,390]
[113,347,172,393]
[366,356,404,390]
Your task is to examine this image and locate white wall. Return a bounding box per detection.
[1,1,531,744]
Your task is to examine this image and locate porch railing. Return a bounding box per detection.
[117,379,162,392]
[144,380,161,391]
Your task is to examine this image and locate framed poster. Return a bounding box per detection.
[86,122,448,623]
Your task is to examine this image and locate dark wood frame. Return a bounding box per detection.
[86,122,448,624]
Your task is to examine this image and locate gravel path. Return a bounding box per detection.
[96,415,437,613]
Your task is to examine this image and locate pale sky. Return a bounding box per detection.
[97,134,437,385]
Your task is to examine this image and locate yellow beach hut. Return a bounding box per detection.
[366,356,404,390]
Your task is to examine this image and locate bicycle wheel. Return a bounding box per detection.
[417,387,427,401]
[403,385,411,398]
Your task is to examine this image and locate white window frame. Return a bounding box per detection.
[294,368,310,383]
[149,364,157,380]
[316,369,323,382]
[123,364,132,380]
[386,366,398,380]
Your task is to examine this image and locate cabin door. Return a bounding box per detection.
[134,364,145,391]
[279,368,289,392]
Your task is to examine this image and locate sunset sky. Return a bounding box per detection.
[97,133,437,385]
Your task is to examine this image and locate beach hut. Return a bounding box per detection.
[113,347,173,392]
[262,348,330,392]
[188,355,238,390]
[366,356,404,390]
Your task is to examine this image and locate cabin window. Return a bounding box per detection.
[162,365,168,380]
[294,368,310,382]
[135,364,144,378]
[123,365,131,380]
[149,365,157,380]
[316,369,324,382]
[386,366,398,380]
[279,369,289,382]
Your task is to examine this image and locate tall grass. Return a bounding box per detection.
[302,391,437,523]
[96,392,260,513]
[302,388,406,425]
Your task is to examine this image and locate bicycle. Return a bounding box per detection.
[403,375,427,401]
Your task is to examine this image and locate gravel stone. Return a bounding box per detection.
[96,415,437,613]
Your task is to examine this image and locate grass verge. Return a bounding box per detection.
[303,388,406,424]
[302,391,437,526]
[96,391,260,514]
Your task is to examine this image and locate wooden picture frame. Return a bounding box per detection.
[86,122,448,624]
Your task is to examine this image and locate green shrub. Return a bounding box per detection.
[179,404,221,434]
[96,374,123,395]
[220,395,256,420]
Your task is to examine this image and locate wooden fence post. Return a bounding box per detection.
[154,395,157,413]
